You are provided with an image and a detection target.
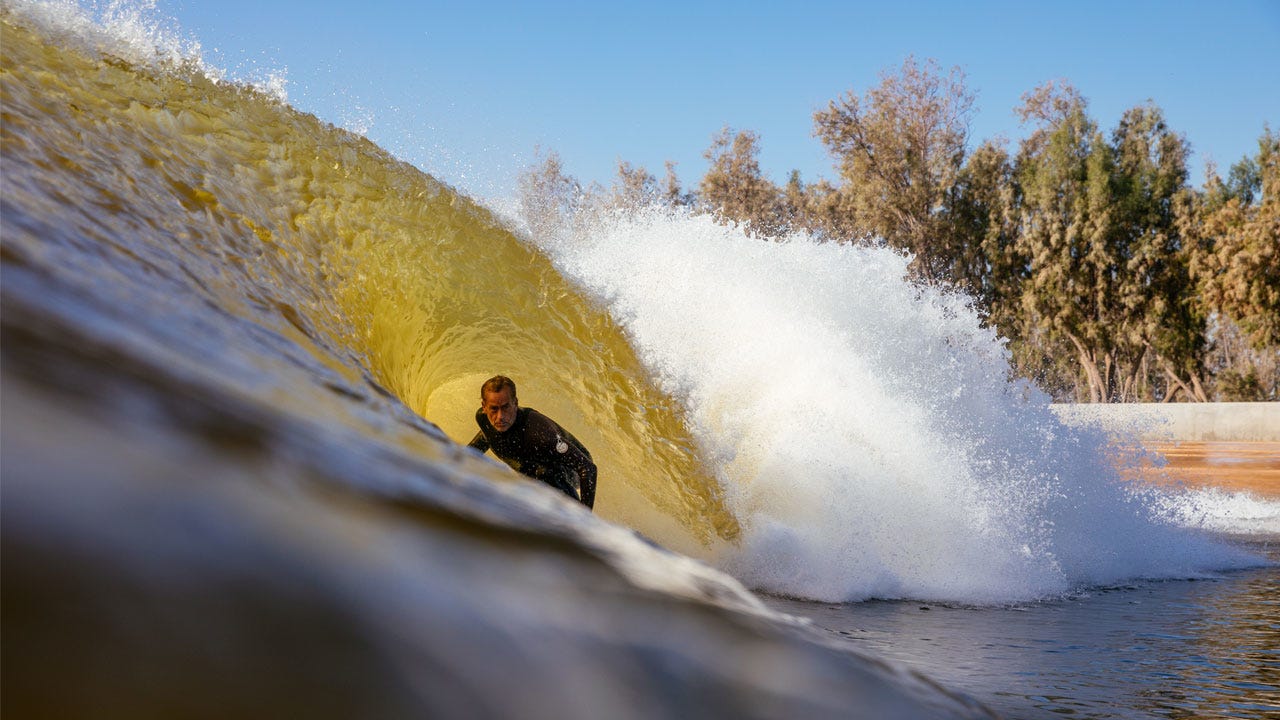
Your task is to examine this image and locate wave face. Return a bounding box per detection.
[0,2,737,555]
[0,0,1263,612]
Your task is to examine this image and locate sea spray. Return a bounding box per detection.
[5,0,290,97]
[526,204,1260,602]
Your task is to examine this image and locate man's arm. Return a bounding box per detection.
[551,429,596,509]
[467,431,489,453]
[573,455,597,509]
[528,411,597,510]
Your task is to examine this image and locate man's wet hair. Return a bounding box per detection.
[481,375,517,402]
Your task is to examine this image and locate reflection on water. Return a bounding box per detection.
[1140,442,1280,499]
[765,539,1280,719]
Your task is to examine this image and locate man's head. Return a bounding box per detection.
[480,375,518,432]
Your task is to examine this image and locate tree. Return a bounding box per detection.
[1186,128,1280,399]
[793,177,861,242]
[1009,85,1208,402]
[610,160,659,211]
[662,160,692,207]
[1012,84,1132,401]
[1201,314,1279,401]
[943,138,1020,316]
[812,56,975,280]
[1109,103,1205,400]
[1010,82,1120,401]
[517,149,580,240]
[778,170,809,234]
[698,127,785,236]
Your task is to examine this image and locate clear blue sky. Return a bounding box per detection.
[157,0,1278,201]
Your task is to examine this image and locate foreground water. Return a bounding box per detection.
[767,540,1280,719]
[3,3,1278,718]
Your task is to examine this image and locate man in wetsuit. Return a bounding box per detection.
[467,375,597,510]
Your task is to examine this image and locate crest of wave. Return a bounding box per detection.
[521,201,1256,603]
[6,0,288,98]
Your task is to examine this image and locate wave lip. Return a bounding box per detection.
[4,0,289,98]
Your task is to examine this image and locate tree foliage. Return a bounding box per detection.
[698,127,785,236]
[944,139,1018,320]
[516,149,580,240]
[610,160,660,211]
[1022,88,1121,399]
[1002,87,1209,401]
[522,65,1279,402]
[813,56,975,280]
[1188,128,1280,350]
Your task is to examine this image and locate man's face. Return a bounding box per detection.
[482,387,518,432]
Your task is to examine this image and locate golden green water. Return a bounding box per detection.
[0,13,737,552]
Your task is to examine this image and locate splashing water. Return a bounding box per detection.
[6,0,289,98]
[525,205,1261,603]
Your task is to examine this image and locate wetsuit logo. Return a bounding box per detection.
[555,436,569,454]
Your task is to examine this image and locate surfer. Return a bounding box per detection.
[467,375,597,510]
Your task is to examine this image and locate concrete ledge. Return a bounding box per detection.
[1050,402,1280,442]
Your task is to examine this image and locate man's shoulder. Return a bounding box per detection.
[520,408,565,440]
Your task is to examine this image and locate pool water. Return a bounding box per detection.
[764,538,1280,719]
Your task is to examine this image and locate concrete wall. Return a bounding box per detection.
[1050,402,1280,442]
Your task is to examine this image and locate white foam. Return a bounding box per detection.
[5,0,289,101]
[1146,486,1280,536]
[534,206,1261,603]
[8,0,198,65]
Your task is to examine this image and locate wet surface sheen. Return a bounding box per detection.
[766,540,1280,719]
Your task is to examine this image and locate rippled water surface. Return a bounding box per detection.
[766,539,1280,719]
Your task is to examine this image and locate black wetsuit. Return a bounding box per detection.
[468,407,597,510]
